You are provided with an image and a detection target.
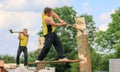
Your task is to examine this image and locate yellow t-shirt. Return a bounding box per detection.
[19,34,28,46]
[42,13,56,35]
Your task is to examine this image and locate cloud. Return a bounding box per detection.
[1,0,73,11]
[82,2,92,13]
[0,0,74,30]
[6,0,26,7]
[37,0,73,7]
[98,9,115,31]
[0,11,10,29]
[28,41,38,52]
[1,0,26,11]
[0,3,2,8]
[0,10,41,30]
[29,29,40,36]
[99,24,108,31]
[0,0,74,55]
[0,10,42,53]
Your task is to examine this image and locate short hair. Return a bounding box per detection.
[23,28,27,31]
[44,7,52,14]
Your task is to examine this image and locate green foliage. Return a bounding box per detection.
[37,29,44,36]
[53,6,77,38]
[96,8,120,54]
[81,14,97,49]
[0,55,15,63]
[2,6,120,72]
[27,50,38,66]
[70,54,80,72]
[95,8,120,71]
[28,50,38,62]
[53,6,76,24]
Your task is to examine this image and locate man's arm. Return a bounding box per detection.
[45,17,66,27]
[24,32,29,37]
[18,33,22,40]
[52,12,65,23]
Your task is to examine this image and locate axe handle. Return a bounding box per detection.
[67,24,84,32]
[9,29,23,33]
[12,31,23,33]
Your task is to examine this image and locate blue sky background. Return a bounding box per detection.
[0,0,120,56]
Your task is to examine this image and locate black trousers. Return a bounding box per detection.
[37,32,65,60]
[16,46,28,66]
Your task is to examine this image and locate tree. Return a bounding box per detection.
[0,55,15,63]
[96,8,120,55]
[95,8,120,71]
[110,8,120,58]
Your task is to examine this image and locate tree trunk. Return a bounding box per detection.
[75,17,92,72]
[36,37,45,71]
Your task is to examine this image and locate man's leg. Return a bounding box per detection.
[37,34,53,60]
[53,34,65,59]
[16,46,22,66]
[23,47,28,66]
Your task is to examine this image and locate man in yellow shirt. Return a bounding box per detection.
[16,29,29,67]
[36,7,68,62]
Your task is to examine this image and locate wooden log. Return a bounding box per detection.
[0,60,4,72]
[0,60,4,67]
[76,17,92,72]
[36,37,45,71]
[29,60,81,64]
[0,60,8,72]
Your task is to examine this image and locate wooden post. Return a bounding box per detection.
[0,60,8,72]
[76,17,92,72]
[36,37,45,71]
[0,60,4,72]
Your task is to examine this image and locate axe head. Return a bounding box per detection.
[9,29,13,33]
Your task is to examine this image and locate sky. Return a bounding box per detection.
[0,0,120,56]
